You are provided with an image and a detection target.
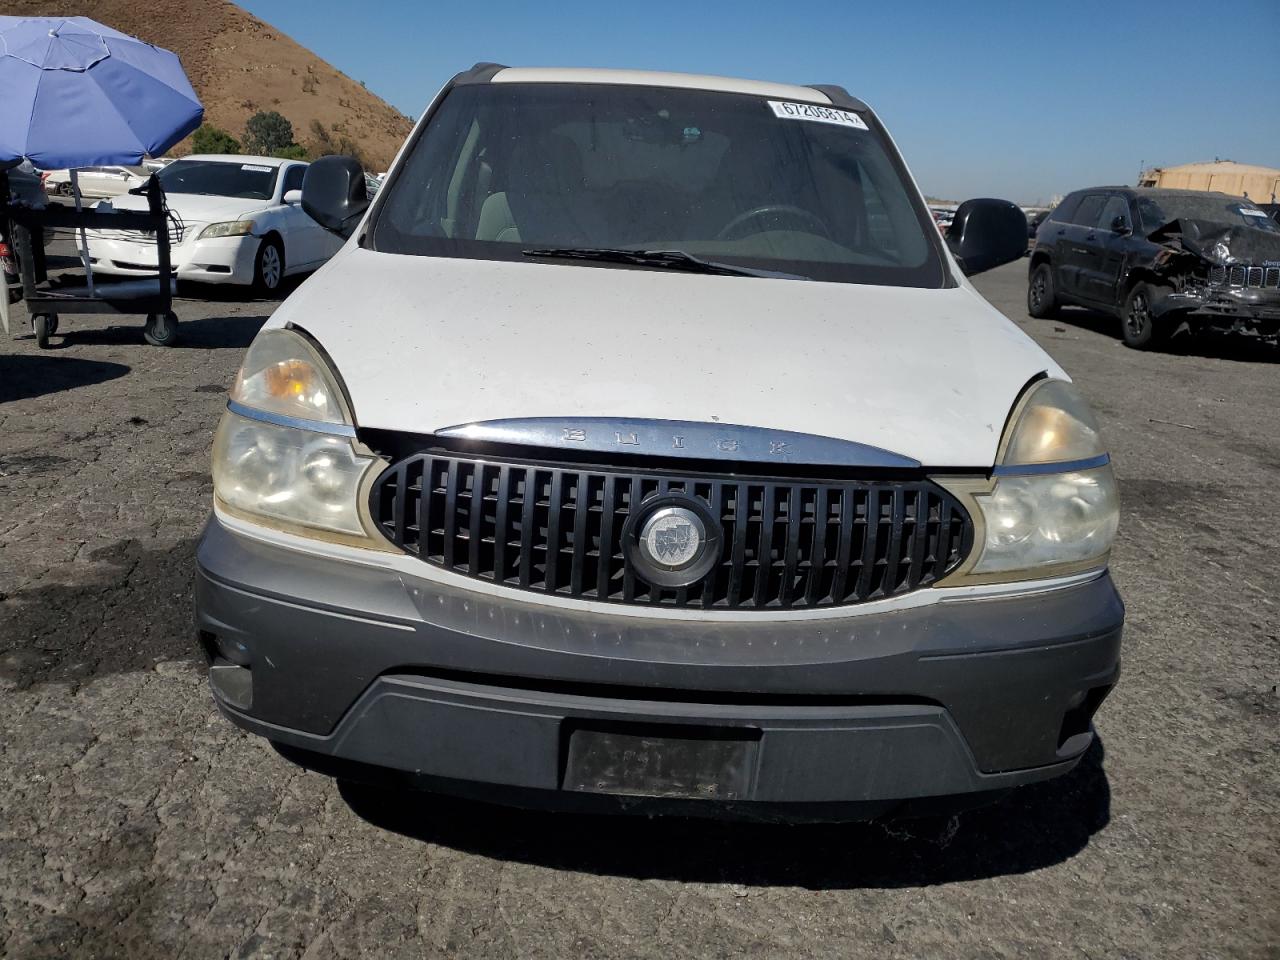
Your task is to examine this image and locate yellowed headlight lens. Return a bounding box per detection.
[230,329,352,425]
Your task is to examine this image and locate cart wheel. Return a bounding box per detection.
[144,311,180,347]
[32,313,58,349]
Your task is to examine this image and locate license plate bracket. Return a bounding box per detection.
[562,723,759,800]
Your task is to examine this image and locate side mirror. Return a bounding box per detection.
[1111,215,1130,234]
[283,189,302,205]
[945,198,1028,276]
[301,155,369,236]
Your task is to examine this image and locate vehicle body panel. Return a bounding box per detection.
[273,245,1061,468]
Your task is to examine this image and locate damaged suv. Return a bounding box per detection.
[196,66,1123,821]
[1029,187,1280,348]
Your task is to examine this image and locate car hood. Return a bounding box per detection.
[271,248,1063,467]
[99,192,265,224]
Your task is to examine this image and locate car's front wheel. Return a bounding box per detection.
[1027,262,1058,318]
[253,236,284,295]
[1121,282,1172,350]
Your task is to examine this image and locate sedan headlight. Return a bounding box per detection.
[213,327,388,546]
[198,220,256,240]
[936,379,1119,584]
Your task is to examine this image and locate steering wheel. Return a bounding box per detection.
[716,204,831,241]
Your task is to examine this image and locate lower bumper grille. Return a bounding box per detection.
[371,453,972,610]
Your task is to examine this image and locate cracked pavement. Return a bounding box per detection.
[1,256,1277,958]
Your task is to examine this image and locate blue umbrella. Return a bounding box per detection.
[0,16,203,169]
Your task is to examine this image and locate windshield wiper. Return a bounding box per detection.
[522,246,801,279]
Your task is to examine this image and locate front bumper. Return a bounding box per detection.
[195,516,1123,815]
[1155,284,1280,325]
[86,234,258,285]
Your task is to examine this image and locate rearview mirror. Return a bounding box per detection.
[282,189,302,205]
[301,155,369,236]
[945,198,1028,276]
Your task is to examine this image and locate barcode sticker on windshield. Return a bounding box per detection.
[1240,207,1268,218]
[767,101,868,130]
[241,164,272,173]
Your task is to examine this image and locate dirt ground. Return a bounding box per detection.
[1,255,1277,959]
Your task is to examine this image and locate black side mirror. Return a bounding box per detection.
[1111,215,1130,234]
[301,155,370,236]
[945,198,1028,276]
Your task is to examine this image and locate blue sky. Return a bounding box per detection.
[239,0,1279,204]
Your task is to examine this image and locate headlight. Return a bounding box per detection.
[198,220,256,240]
[936,379,1119,584]
[214,328,388,546]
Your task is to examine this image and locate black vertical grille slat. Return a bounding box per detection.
[780,486,802,607]
[853,487,879,600]
[374,454,971,610]
[493,465,510,583]
[441,460,460,569]
[468,462,486,575]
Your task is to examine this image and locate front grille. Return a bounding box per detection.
[1210,264,1280,289]
[372,453,972,610]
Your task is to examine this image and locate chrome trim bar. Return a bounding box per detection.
[991,453,1110,477]
[435,417,921,469]
[226,399,357,438]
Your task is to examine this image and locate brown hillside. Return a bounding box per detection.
[0,0,414,170]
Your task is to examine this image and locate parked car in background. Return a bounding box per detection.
[1028,187,1280,348]
[86,154,344,292]
[364,172,381,200]
[42,165,146,199]
[196,65,1122,823]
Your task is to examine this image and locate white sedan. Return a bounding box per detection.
[87,155,343,292]
[43,165,146,199]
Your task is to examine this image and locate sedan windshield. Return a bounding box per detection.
[371,83,946,286]
[1137,194,1280,233]
[157,160,278,200]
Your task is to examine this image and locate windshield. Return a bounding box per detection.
[157,160,278,200]
[1137,194,1280,233]
[371,83,946,286]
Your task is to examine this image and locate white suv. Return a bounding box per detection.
[196,66,1123,820]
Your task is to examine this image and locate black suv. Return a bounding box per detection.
[1028,187,1280,348]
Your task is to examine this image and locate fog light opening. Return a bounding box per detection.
[1057,684,1113,754]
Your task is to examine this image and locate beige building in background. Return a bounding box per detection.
[1138,160,1280,202]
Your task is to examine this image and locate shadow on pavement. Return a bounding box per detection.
[336,739,1111,889]
[1052,306,1280,363]
[22,313,270,351]
[0,537,201,688]
[0,354,130,403]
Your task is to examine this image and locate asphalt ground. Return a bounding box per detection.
[1,249,1277,959]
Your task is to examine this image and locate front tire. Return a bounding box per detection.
[57,182,74,197]
[1027,262,1058,318]
[253,236,284,295]
[1122,282,1171,350]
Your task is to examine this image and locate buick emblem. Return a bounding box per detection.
[626,498,722,589]
[641,507,704,569]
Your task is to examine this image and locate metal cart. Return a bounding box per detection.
[2,172,180,348]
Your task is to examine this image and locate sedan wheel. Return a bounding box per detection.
[254,237,284,294]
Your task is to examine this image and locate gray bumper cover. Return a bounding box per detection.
[195,516,1123,808]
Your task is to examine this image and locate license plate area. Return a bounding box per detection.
[562,723,760,800]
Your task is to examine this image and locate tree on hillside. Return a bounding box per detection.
[191,124,240,155]
[307,119,370,170]
[243,111,295,155]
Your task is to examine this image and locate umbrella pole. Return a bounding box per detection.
[70,169,96,298]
